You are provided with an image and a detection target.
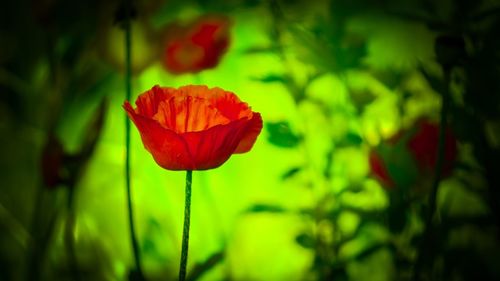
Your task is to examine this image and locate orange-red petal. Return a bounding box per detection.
[134,85,173,118]
[234,112,263,154]
[154,95,231,133]
[124,101,195,170]
[181,118,250,170]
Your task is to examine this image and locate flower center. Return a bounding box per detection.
[153,96,233,133]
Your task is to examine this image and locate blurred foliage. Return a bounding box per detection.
[1,0,500,280]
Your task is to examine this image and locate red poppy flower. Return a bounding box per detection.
[369,119,458,189]
[369,150,395,188]
[124,85,262,170]
[162,15,231,74]
[407,119,457,176]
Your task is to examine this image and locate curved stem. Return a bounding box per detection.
[411,68,451,281]
[179,170,193,281]
[123,0,144,278]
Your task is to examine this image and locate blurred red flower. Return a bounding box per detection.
[369,119,458,189]
[162,15,231,74]
[124,85,262,170]
[407,120,457,176]
[369,150,395,188]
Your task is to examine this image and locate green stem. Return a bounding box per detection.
[123,0,144,278]
[411,68,451,281]
[179,170,193,281]
[65,187,81,281]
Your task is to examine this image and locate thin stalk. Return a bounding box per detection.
[65,186,80,281]
[411,69,452,281]
[123,0,144,278]
[179,170,193,281]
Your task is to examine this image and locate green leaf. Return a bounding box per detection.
[241,45,281,54]
[64,98,108,186]
[245,204,287,213]
[349,89,376,112]
[354,243,388,261]
[344,184,365,193]
[250,74,288,84]
[266,121,302,148]
[295,233,315,249]
[335,43,367,70]
[187,251,225,281]
[298,208,315,217]
[281,167,301,180]
[140,218,167,261]
[337,132,363,147]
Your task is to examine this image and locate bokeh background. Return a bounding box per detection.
[1,0,500,280]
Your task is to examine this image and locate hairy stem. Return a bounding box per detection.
[179,170,193,281]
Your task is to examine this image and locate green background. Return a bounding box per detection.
[1,0,499,280]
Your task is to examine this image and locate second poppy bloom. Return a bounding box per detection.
[369,119,458,189]
[124,85,262,170]
[162,15,231,74]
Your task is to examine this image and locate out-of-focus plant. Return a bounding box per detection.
[28,100,107,281]
[369,119,458,190]
[244,0,500,281]
[1,0,115,279]
[243,0,384,279]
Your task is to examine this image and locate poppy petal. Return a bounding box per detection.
[210,89,252,121]
[181,118,249,170]
[135,85,175,118]
[234,112,263,154]
[407,119,457,176]
[162,15,230,74]
[178,85,230,100]
[154,95,231,133]
[163,85,249,121]
[124,102,195,170]
[169,85,252,121]
[369,150,394,188]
